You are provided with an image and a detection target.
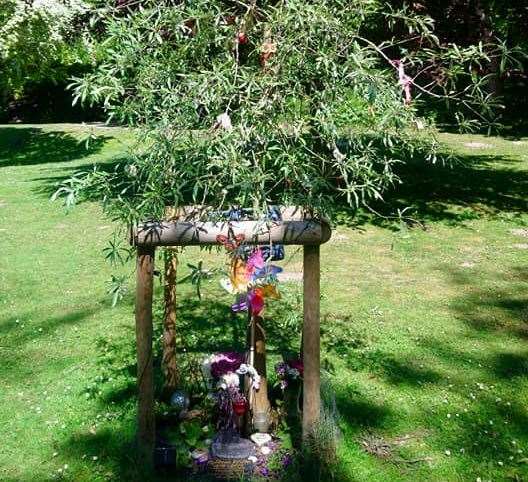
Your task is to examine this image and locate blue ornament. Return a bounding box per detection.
[170,390,190,412]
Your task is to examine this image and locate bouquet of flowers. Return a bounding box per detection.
[275,359,303,390]
[202,352,261,437]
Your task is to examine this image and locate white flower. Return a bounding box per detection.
[215,113,232,130]
[219,372,240,389]
[287,367,300,378]
[261,446,271,455]
[236,364,260,390]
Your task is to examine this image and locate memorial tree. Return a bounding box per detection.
[54,0,507,472]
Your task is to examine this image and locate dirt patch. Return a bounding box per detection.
[277,271,303,283]
[359,432,432,465]
[510,229,528,238]
[512,244,528,250]
[464,142,493,149]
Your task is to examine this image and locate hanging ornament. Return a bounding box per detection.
[237,32,248,45]
[260,30,277,69]
[260,41,277,68]
[170,390,190,413]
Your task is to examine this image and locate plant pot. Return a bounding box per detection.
[154,446,176,467]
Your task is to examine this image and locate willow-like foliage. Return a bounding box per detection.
[60,0,500,222]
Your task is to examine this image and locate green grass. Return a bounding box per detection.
[1,125,528,481]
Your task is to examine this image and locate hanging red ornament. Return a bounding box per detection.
[237,32,248,45]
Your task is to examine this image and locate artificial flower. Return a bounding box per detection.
[248,289,264,315]
[229,258,249,292]
[218,372,240,389]
[254,284,280,300]
[210,352,245,378]
[236,363,261,390]
[287,359,304,377]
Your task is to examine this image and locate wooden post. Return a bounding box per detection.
[162,248,179,394]
[302,245,320,439]
[252,315,271,432]
[135,247,155,469]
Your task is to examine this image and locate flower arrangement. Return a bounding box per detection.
[202,352,260,437]
[275,359,303,390]
[202,352,260,390]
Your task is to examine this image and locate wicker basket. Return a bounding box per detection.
[207,457,255,480]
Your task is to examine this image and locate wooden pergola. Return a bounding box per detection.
[130,208,331,466]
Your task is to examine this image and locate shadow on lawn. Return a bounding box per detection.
[0,126,110,168]
[445,265,528,339]
[344,150,528,230]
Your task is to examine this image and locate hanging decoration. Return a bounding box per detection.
[219,243,282,317]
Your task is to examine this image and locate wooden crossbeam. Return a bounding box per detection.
[131,219,331,247]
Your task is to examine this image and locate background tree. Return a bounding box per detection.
[0,0,96,121]
[381,1,528,131]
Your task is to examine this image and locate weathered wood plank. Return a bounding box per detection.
[131,219,331,247]
[135,247,155,468]
[302,245,321,439]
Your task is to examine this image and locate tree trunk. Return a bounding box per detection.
[162,248,179,394]
[245,313,271,434]
[476,0,502,97]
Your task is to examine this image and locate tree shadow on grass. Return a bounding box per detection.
[0,127,110,168]
[176,296,247,354]
[31,155,131,200]
[0,303,111,387]
[407,265,528,479]
[343,151,528,230]
[444,265,528,338]
[58,425,152,482]
[336,391,396,432]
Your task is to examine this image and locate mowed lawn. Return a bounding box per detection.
[1,124,528,481]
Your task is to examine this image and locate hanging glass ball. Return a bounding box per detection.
[170,390,190,412]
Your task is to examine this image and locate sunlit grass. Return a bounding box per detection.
[1,124,527,481]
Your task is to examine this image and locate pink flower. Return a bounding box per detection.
[246,249,265,275]
[210,352,245,378]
